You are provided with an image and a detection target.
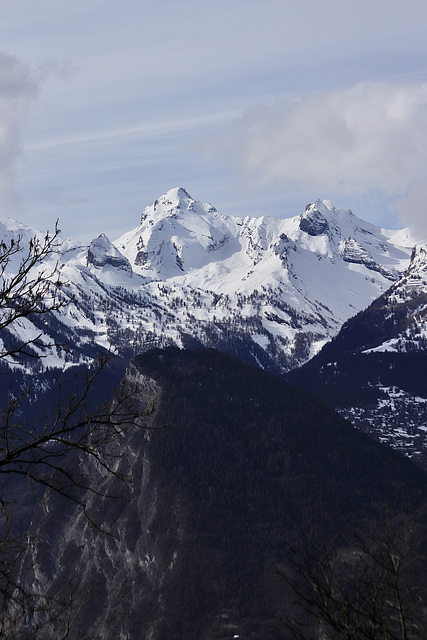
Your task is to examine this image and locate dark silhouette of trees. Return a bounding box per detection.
[278,510,427,639]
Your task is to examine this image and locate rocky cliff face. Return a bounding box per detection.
[87,233,133,273]
[298,204,329,236]
[16,364,183,640]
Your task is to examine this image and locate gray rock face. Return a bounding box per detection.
[299,207,329,236]
[87,234,132,273]
[342,236,396,280]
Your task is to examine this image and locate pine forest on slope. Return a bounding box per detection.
[15,348,427,639]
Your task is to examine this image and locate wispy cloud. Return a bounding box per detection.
[0,52,37,215]
[26,109,241,152]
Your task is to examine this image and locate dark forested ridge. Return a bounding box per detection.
[10,347,427,639]
[129,348,427,638]
[135,348,427,521]
[287,350,427,408]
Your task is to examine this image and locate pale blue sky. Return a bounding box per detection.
[1,0,427,241]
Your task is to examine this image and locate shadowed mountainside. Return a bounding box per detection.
[16,348,427,639]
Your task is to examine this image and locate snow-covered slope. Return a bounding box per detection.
[287,243,427,467]
[0,187,417,374]
[116,187,410,301]
[361,245,427,354]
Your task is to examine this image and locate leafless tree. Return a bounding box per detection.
[0,224,155,637]
[278,510,427,640]
[0,222,64,361]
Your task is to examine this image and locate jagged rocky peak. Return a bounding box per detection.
[408,244,427,269]
[299,200,330,236]
[399,244,427,287]
[87,233,132,273]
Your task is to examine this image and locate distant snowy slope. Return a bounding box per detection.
[0,187,417,374]
[111,188,414,368]
[287,243,427,467]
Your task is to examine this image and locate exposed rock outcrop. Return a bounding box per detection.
[341,236,396,280]
[299,204,329,236]
[87,233,132,273]
[15,364,177,639]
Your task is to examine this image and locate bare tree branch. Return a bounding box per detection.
[278,510,427,640]
[0,222,157,637]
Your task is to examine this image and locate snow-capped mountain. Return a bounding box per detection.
[287,245,427,467]
[1,187,416,375]
[362,244,427,354]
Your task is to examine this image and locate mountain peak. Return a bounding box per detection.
[299,203,330,236]
[298,199,352,236]
[173,186,191,200]
[163,186,192,204]
[140,187,219,228]
[153,186,192,210]
[87,233,132,273]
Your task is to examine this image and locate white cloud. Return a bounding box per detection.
[396,183,427,243]
[0,52,37,215]
[206,81,427,233]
